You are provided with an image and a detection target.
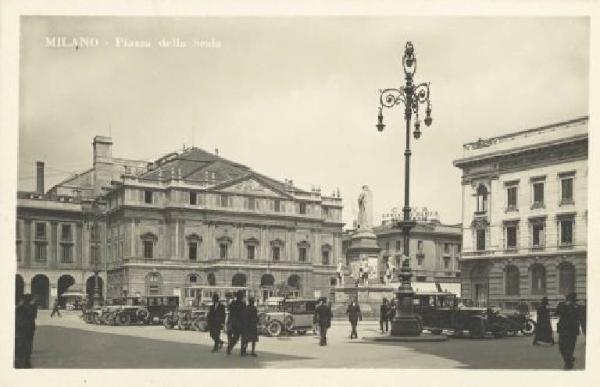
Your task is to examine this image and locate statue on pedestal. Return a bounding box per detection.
[357,185,373,230]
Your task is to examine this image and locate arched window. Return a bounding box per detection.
[207,273,216,286]
[558,262,575,295]
[232,273,247,287]
[531,264,546,295]
[476,185,488,213]
[260,274,275,288]
[288,274,301,290]
[505,265,520,296]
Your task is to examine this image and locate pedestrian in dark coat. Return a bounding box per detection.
[313,297,332,346]
[533,297,554,345]
[346,298,362,339]
[226,290,246,355]
[207,293,226,352]
[556,293,584,370]
[242,297,259,357]
[380,298,390,333]
[15,294,37,368]
[50,298,61,318]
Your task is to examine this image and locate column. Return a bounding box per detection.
[50,221,58,268]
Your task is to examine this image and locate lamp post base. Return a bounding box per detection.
[390,315,423,336]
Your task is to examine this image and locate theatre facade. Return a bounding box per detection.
[16,136,344,308]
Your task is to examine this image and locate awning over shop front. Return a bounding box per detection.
[439,283,461,297]
[412,282,439,293]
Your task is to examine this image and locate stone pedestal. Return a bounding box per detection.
[390,258,423,336]
[345,227,381,284]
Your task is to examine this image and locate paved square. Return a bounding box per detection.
[28,311,585,369]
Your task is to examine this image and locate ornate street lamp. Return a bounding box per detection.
[377,41,433,336]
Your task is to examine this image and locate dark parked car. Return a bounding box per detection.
[145,295,179,324]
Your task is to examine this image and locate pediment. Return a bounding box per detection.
[218,177,287,198]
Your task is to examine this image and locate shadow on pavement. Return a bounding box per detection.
[32,326,313,368]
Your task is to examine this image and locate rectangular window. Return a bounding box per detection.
[299,247,307,262]
[189,242,197,261]
[189,192,197,205]
[35,223,46,239]
[396,240,401,251]
[417,240,423,251]
[61,224,72,241]
[247,245,255,260]
[506,225,517,249]
[507,186,518,209]
[476,229,486,251]
[533,182,544,205]
[219,243,228,259]
[274,199,281,212]
[457,244,461,253]
[561,178,573,203]
[61,244,73,263]
[35,243,46,262]
[220,195,229,208]
[272,246,280,261]
[144,190,153,204]
[323,207,329,217]
[385,241,390,251]
[444,257,450,269]
[90,245,100,265]
[417,254,424,266]
[322,250,329,265]
[16,221,21,240]
[247,197,256,210]
[560,219,574,245]
[143,241,153,258]
[532,223,545,248]
[299,203,307,214]
[444,243,450,254]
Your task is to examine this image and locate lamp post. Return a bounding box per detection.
[377,41,433,336]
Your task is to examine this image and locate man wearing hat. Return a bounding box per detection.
[207,293,225,352]
[226,290,246,356]
[313,297,332,346]
[556,293,585,370]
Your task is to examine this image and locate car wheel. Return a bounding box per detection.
[163,317,174,329]
[521,319,536,336]
[267,320,283,337]
[116,312,131,326]
[297,330,307,335]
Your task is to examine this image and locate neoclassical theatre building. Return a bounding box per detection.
[16,136,344,308]
[453,117,588,308]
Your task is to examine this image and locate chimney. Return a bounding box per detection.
[36,161,45,194]
[93,135,113,165]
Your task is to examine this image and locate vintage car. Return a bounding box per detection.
[413,292,536,338]
[163,305,209,331]
[145,295,179,324]
[258,297,318,337]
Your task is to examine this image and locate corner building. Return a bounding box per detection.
[453,117,588,308]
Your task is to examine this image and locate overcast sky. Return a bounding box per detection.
[18,16,589,227]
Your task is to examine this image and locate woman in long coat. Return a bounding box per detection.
[533,297,554,345]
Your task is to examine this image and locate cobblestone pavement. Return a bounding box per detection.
[30,310,585,369]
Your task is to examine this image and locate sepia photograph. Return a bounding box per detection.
[1,2,597,384]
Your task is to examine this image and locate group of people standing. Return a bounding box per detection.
[206,290,259,357]
[533,293,586,370]
[14,294,38,368]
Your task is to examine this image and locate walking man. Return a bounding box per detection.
[533,296,554,345]
[207,293,225,352]
[380,298,390,333]
[556,293,585,370]
[346,297,362,339]
[226,290,246,356]
[313,297,332,346]
[50,298,61,318]
[242,296,259,357]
